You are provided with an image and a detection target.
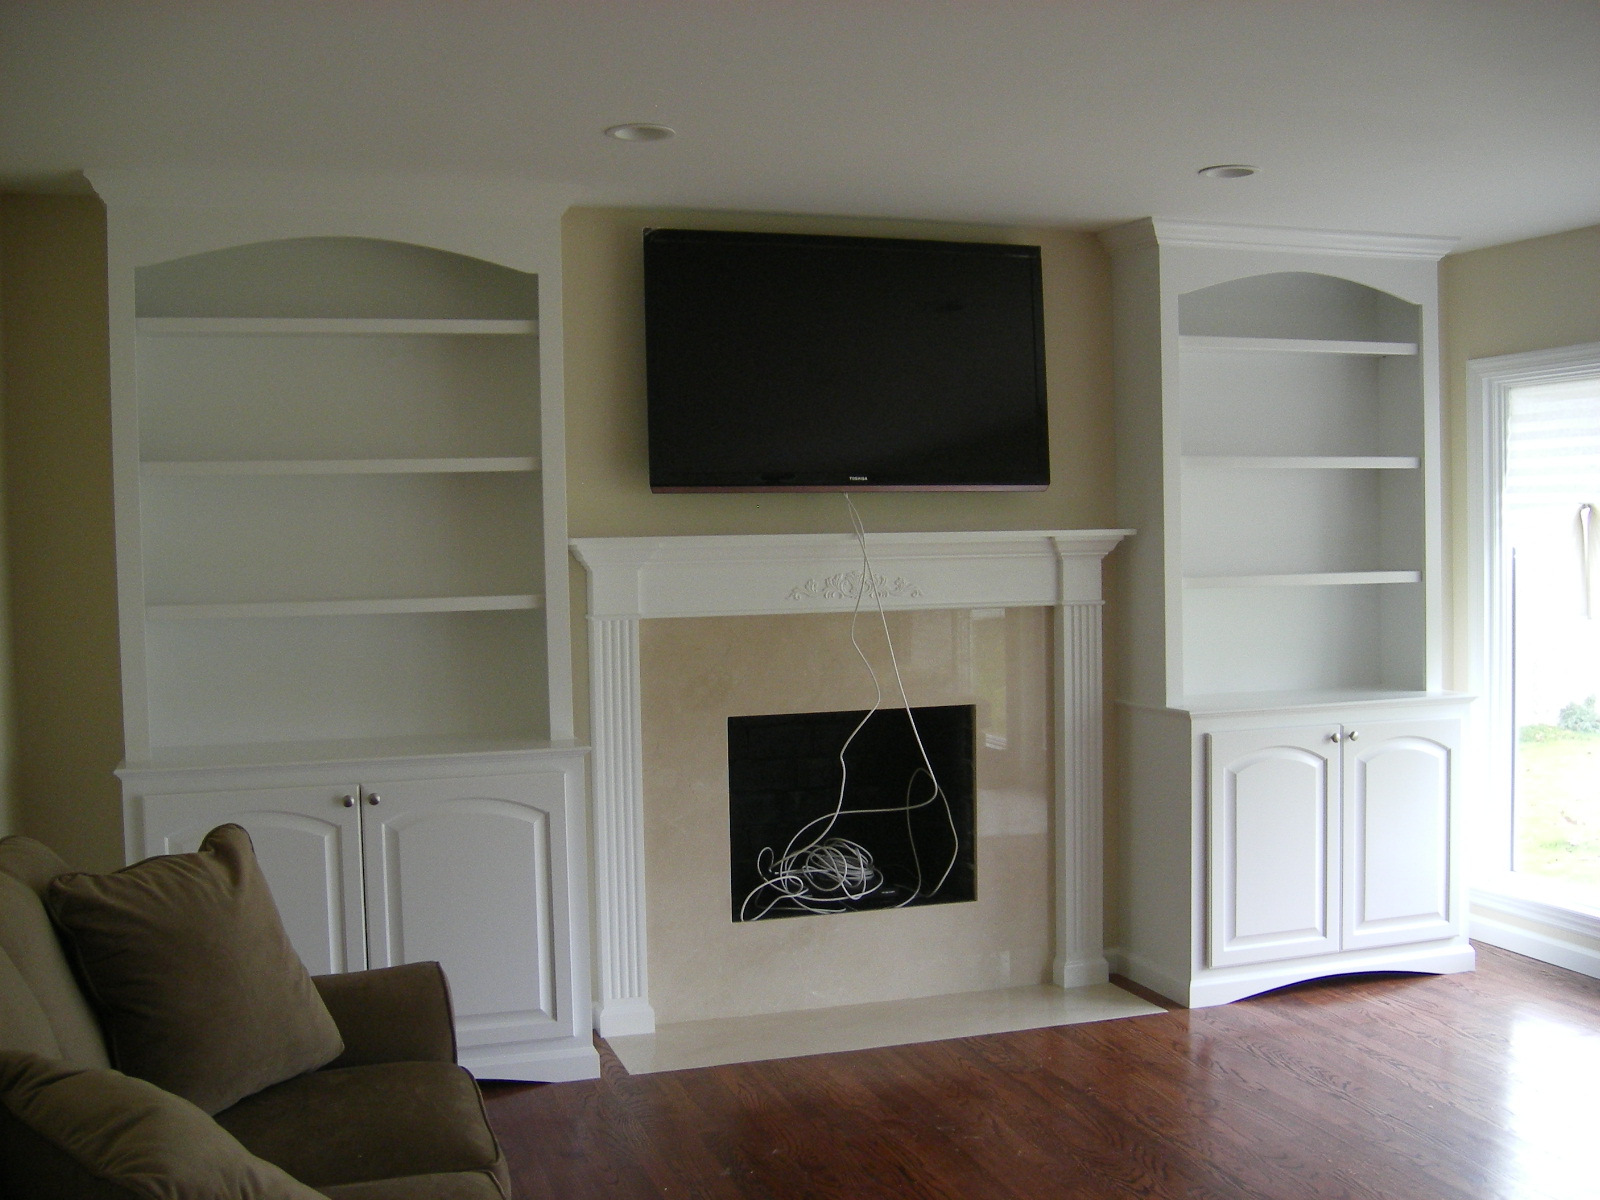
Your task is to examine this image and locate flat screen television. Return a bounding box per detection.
[644,229,1049,492]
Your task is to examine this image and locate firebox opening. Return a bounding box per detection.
[728,704,977,921]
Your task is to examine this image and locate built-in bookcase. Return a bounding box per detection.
[1175,271,1426,698]
[97,179,596,1083]
[125,236,558,757]
[1104,229,1446,707]
[1103,221,1473,1011]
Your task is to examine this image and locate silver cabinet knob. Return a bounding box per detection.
[1328,731,1341,743]
[341,794,356,808]
[366,793,381,805]
[1347,730,1360,742]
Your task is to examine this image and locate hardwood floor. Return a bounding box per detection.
[481,945,1599,1199]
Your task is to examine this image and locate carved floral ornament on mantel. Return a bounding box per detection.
[787,571,923,603]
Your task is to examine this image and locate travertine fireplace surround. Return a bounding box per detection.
[647,609,1039,1023]
[571,530,1128,1037]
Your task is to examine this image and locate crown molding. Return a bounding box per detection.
[86,167,584,217]
[1099,217,1457,260]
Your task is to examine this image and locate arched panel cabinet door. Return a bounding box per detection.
[359,771,585,1076]
[137,785,365,976]
[1206,726,1341,969]
[1342,720,1458,951]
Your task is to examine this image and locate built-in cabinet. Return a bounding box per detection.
[95,174,596,1080]
[1103,219,1473,1006]
[1207,717,1458,970]
[128,754,595,1081]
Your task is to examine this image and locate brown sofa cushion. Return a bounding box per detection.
[0,836,112,1069]
[216,1060,508,1194]
[320,1173,508,1200]
[44,824,343,1114]
[0,942,62,1058]
[313,962,458,1069]
[0,1051,325,1200]
[0,832,74,893]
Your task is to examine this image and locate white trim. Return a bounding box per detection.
[1178,335,1416,356]
[1098,217,1456,260]
[135,317,536,336]
[586,616,652,1038]
[142,457,539,477]
[85,167,582,217]
[571,530,1130,1035]
[1466,341,1600,966]
[572,530,1130,621]
[1471,887,1600,980]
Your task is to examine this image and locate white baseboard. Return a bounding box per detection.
[1471,900,1600,981]
[1053,954,1111,989]
[594,996,657,1038]
[460,1038,602,1083]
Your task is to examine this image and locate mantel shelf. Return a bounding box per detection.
[142,457,540,477]
[147,594,542,620]
[1184,570,1422,589]
[1179,334,1418,356]
[1183,455,1420,471]
[136,317,537,336]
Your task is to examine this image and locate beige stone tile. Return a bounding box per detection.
[606,983,1165,1075]
[639,609,1057,1024]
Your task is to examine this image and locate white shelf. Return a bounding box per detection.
[1174,689,1469,717]
[147,595,542,620]
[1183,455,1419,471]
[1180,335,1417,356]
[143,457,539,477]
[128,733,581,774]
[137,317,536,336]
[1184,571,1421,589]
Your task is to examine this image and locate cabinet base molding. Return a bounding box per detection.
[460,1037,602,1084]
[1113,939,1476,1009]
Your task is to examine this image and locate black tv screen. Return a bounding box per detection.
[644,229,1049,492]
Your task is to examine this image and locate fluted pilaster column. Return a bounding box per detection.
[587,615,655,1036]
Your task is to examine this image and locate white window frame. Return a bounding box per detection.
[1467,340,1600,977]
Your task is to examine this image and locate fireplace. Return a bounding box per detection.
[571,529,1128,1037]
[728,705,977,921]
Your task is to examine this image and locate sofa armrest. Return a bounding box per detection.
[312,963,457,1069]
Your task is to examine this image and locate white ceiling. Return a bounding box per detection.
[3,1,1598,251]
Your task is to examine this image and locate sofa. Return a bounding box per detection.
[0,824,513,1199]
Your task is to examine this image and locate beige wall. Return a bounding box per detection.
[561,206,1115,538]
[1440,224,1600,967]
[4,190,1592,937]
[1441,223,1600,686]
[560,206,1125,943]
[0,195,123,870]
[0,227,11,836]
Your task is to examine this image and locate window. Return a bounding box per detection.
[1468,342,1600,974]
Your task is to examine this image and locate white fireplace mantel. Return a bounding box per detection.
[571,529,1131,1037]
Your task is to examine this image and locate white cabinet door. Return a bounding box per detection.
[359,771,580,1062]
[1341,719,1458,951]
[1207,726,1341,968]
[138,785,366,976]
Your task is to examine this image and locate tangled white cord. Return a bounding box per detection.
[738,496,962,921]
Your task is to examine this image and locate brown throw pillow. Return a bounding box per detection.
[0,1050,325,1199]
[44,824,343,1114]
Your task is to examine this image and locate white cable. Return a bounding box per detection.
[738,494,963,920]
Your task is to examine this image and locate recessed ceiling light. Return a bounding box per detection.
[1198,164,1260,179]
[605,123,676,142]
